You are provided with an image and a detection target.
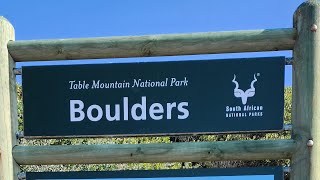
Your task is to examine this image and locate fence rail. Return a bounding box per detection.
[8,28,296,61]
[2,2,320,180]
[13,140,295,165]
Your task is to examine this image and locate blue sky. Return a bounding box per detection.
[1,2,293,178]
[0,0,305,85]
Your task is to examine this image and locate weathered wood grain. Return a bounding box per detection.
[291,1,320,180]
[0,17,19,180]
[8,28,296,61]
[13,140,295,165]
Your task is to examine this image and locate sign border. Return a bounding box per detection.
[22,56,285,138]
[26,167,284,180]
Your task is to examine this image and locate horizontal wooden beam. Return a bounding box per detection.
[13,139,296,165]
[8,28,296,62]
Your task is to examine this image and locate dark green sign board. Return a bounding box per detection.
[26,167,283,180]
[22,57,284,138]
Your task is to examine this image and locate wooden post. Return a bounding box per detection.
[292,1,320,180]
[0,17,19,180]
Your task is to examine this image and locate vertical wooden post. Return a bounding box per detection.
[0,17,19,179]
[292,1,320,180]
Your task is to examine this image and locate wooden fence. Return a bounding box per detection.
[0,1,319,180]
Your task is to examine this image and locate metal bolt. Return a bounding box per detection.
[13,68,22,75]
[283,124,292,131]
[17,172,26,180]
[15,131,24,139]
[283,166,291,173]
[307,139,314,147]
[285,57,293,65]
[311,24,318,32]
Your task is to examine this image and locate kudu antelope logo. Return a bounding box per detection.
[232,74,258,105]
